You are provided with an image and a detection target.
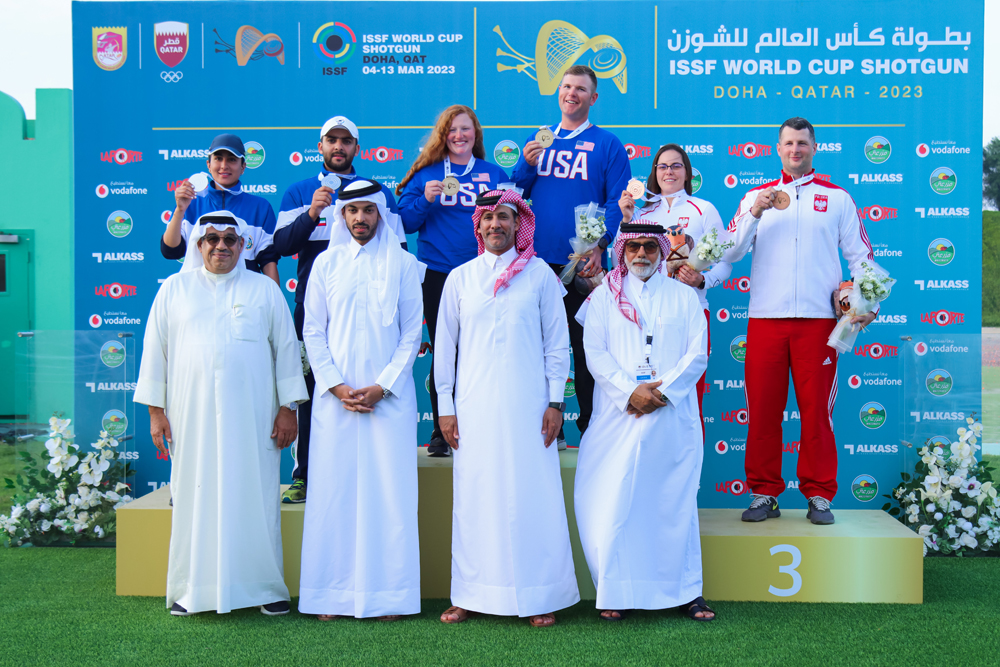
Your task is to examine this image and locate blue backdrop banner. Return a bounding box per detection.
[72,0,984,508]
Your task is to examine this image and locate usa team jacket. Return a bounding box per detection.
[723,171,875,319]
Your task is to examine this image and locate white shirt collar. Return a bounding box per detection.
[626,267,662,295]
[350,232,380,259]
[200,265,238,282]
[482,245,518,269]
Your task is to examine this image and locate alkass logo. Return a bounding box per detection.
[683,144,714,154]
[853,343,899,358]
[915,207,970,218]
[922,310,965,326]
[624,143,651,159]
[729,142,771,159]
[359,147,403,163]
[95,283,137,298]
[101,148,142,164]
[715,479,749,495]
[721,408,749,425]
[914,279,969,291]
[723,276,751,292]
[858,204,898,221]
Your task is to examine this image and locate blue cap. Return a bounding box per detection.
[208,133,245,159]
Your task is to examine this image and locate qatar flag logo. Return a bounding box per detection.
[916,143,929,158]
[96,184,109,198]
[161,210,172,224]
[714,440,728,454]
[289,152,303,166]
[724,174,738,189]
[716,308,731,322]
[89,314,103,329]
[155,22,189,68]
[848,374,861,389]
[285,279,298,293]
[915,341,929,356]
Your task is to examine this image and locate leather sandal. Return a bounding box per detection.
[681,596,716,622]
[440,606,472,624]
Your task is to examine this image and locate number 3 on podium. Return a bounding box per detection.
[768,544,802,597]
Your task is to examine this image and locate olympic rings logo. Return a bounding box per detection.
[160,71,184,83]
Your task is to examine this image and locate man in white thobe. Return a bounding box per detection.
[299,179,423,621]
[435,189,579,627]
[575,220,715,622]
[134,210,308,617]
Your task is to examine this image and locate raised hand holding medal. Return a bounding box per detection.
[535,127,555,148]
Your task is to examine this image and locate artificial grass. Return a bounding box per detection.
[0,550,998,666]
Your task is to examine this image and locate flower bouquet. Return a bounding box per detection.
[559,202,607,291]
[686,227,735,272]
[827,261,895,353]
[884,416,1000,556]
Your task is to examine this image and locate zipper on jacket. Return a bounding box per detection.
[792,187,799,315]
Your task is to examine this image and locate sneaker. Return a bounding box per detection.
[261,600,290,616]
[806,496,835,525]
[741,494,780,522]
[170,603,194,616]
[556,437,567,451]
[426,435,451,458]
[281,479,307,504]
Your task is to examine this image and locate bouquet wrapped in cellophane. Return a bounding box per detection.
[686,227,735,271]
[827,261,896,353]
[560,202,607,290]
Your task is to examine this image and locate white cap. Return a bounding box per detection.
[320,116,359,140]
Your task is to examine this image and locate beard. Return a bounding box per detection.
[627,256,658,280]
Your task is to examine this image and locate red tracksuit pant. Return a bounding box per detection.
[744,318,838,501]
[695,309,710,441]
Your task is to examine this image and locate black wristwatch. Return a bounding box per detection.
[549,402,566,411]
[698,276,706,289]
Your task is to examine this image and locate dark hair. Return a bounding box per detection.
[646,144,693,196]
[779,117,815,142]
[562,64,597,92]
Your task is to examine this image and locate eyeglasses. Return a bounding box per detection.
[203,234,240,248]
[655,163,686,173]
[625,241,660,254]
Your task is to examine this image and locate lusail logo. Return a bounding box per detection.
[214,26,285,66]
[851,474,878,502]
[930,167,957,195]
[155,22,188,68]
[864,136,891,164]
[494,21,627,94]
[926,369,953,396]
[102,410,128,437]
[860,402,886,429]
[690,167,703,194]
[107,211,133,238]
[927,238,955,266]
[93,27,127,71]
[100,341,126,368]
[729,335,747,363]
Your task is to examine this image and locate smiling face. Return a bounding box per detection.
[446,113,476,162]
[206,151,245,188]
[478,205,519,255]
[197,224,243,274]
[777,127,817,177]
[655,149,688,196]
[623,236,661,281]
[558,74,598,124]
[344,202,379,245]
[318,128,360,174]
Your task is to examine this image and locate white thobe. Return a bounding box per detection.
[134,267,308,614]
[435,248,580,616]
[299,235,423,618]
[575,271,708,610]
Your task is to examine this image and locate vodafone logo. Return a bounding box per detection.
[848,374,861,389]
[716,308,731,322]
[161,210,172,224]
[715,440,728,454]
[916,143,930,157]
[724,174,738,189]
[289,151,304,166]
[285,278,298,293]
[89,314,103,329]
[96,184,109,198]
[915,341,929,356]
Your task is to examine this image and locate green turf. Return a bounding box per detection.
[0,550,998,666]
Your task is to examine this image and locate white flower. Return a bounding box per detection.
[961,479,982,497]
[906,504,920,515]
[94,525,105,539]
[926,503,937,513]
[115,483,130,493]
[933,446,944,456]
[950,500,963,512]
[905,492,918,504]
[10,505,24,520]
[48,416,71,435]
[104,491,121,502]
[923,476,942,497]
[26,499,41,514]
[934,512,944,521]
[962,505,977,519]
[962,521,974,532]
[907,514,918,523]
[39,520,52,533]
[39,502,51,514]
[948,475,964,489]
[959,533,978,549]
[917,524,933,537]
[946,524,959,538]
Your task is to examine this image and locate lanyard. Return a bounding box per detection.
[628,278,666,363]
[444,155,476,179]
[774,172,814,193]
[552,120,592,141]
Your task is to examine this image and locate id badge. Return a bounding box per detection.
[635,361,658,384]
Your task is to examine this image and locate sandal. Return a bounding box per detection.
[440,606,472,624]
[316,614,349,621]
[376,615,402,622]
[681,596,716,622]
[529,613,556,627]
[599,609,630,622]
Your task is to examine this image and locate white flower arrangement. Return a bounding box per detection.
[885,417,1000,556]
[1,416,133,547]
[559,202,608,287]
[687,227,735,271]
[828,261,896,353]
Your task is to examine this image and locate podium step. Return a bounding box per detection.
[117,451,922,604]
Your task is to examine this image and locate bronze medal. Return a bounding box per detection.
[626,178,646,199]
[773,190,791,210]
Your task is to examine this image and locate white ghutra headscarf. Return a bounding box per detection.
[181,210,250,273]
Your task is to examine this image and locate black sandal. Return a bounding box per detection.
[599,609,630,622]
[681,596,716,622]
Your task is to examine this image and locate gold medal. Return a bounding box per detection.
[626,178,646,199]
[536,127,555,148]
[773,191,791,210]
[441,176,461,196]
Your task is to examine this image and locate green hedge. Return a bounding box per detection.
[986,211,1000,327]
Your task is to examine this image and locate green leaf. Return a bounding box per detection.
[901,472,911,482]
[889,507,900,516]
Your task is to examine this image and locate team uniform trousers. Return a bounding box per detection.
[744,317,838,501]
[293,305,316,481]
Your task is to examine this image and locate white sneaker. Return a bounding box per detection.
[557,437,567,451]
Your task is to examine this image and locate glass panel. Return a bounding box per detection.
[0,253,6,293]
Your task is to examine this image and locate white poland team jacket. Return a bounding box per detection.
[723,171,875,319]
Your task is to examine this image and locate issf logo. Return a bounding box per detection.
[313,22,356,62]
